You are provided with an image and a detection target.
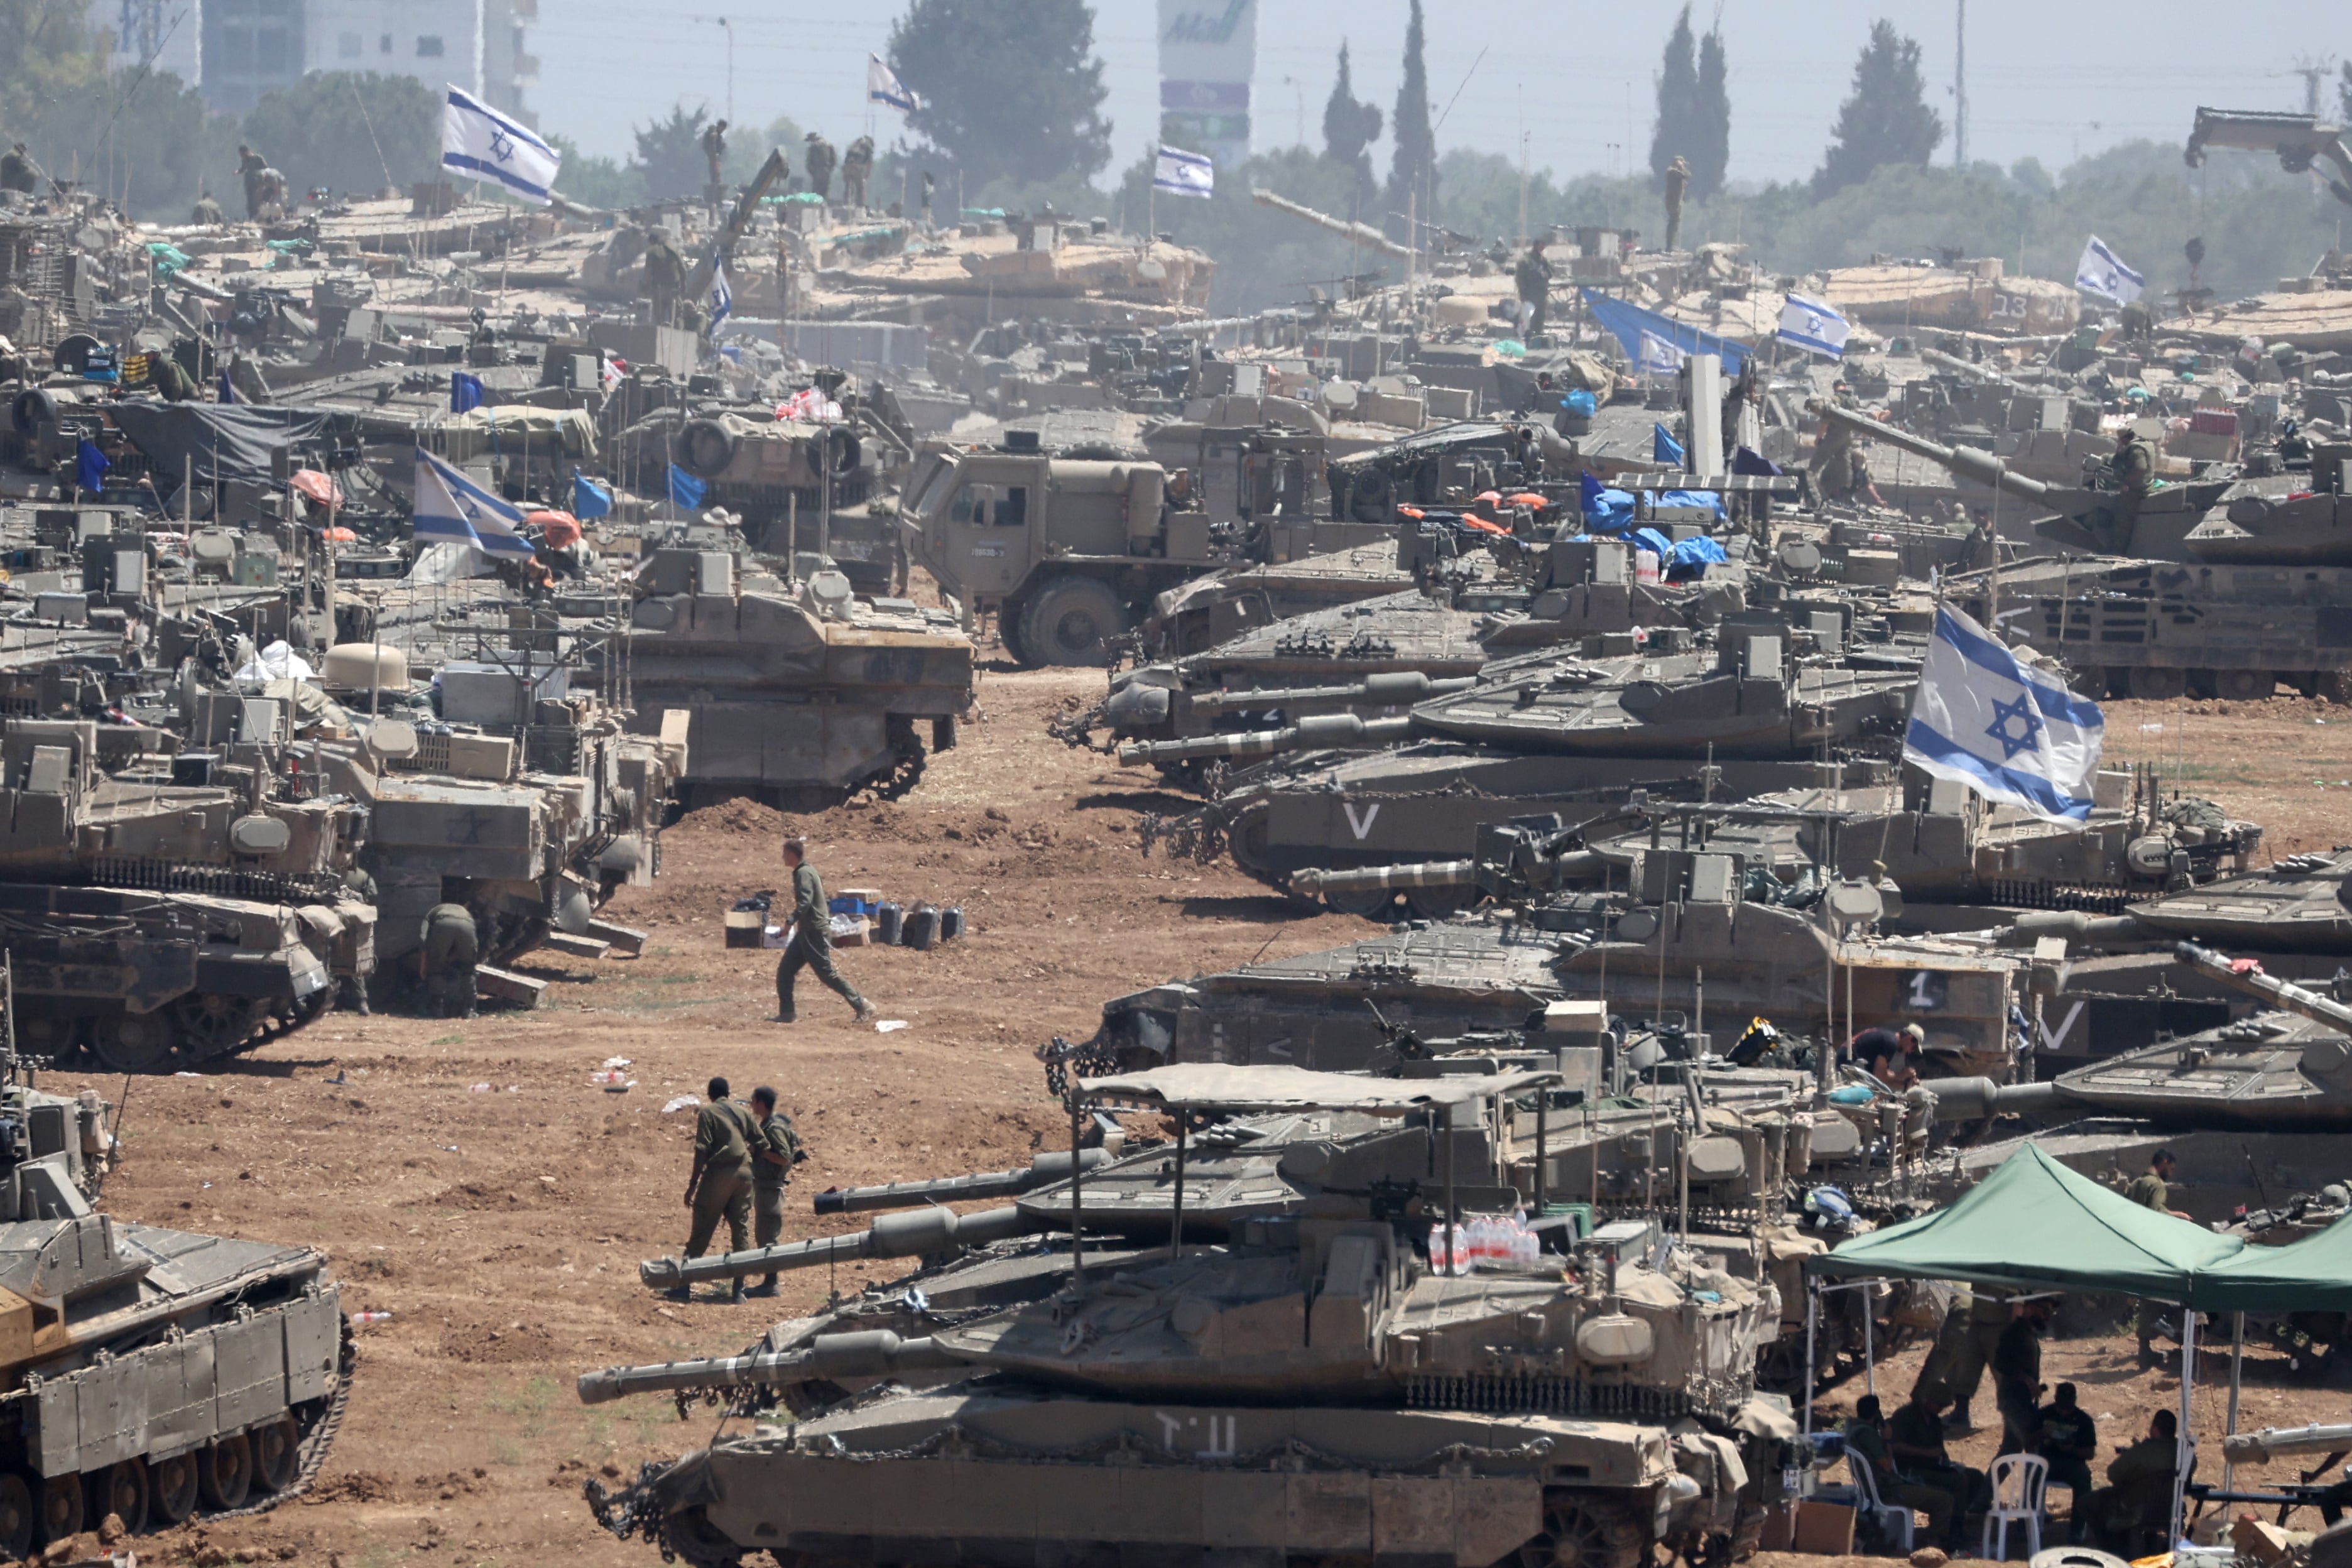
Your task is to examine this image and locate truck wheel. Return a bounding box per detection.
[995,602,1030,665]
[674,418,740,479]
[0,1473,30,1561]
[1020,577,1130,667]
[2125,667,2186,701]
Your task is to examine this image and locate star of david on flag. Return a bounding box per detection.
[442,85,562,205]
[1777,292,1849,358]
[1903,602,2105,824]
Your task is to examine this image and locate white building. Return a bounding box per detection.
[107,0,537,121]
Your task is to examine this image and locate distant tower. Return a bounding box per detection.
[1953,0,1968,168]
[119,0,165,60]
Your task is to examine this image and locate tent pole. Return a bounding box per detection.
[2170,1307,2197,1549]
[2221,1311,2245,1497]
[1802,1280,1818,1439]
[1863,1287,1875,1398]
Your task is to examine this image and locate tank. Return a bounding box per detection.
[1134,538,1429,660]
[2121,848,2352,955]
[585,1064,1802,1568]
[0,989,351,1554]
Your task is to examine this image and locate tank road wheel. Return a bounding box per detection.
[1020,577,1131,668]
[149,1451,198,1526]
[172,993,268,1058]
[1322,886,1401,920]
[89,1010,179,1073]
[2216,668,2275,701]
[2125,666,2186,700]
[199,1434,253,1510]
[1509,1493,1649,1568]
[0,1473,31,1560]
[90,1459,147,1535]
[253,1416,300,1493]
[38,1471,83,1546]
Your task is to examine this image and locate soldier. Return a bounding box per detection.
[191,188,222,225]
[700,118,728,190]
[841,135,874,210]
[418,901,479,1018]
[1911,1282,2012,1433]
[920,170,936,228]
[1887,1385,1993,1544]
[743,1085,803,1298]
[1843,1395,1957,1549]
[641,227,686,327]
[2128,1149,2189,1362]
[775,835,874,1024]
[2084,1410,2180,1556]
[1513,236,1553,340]
[237,144,269,219]
[672,1075,758,1303]
[338,862,378,1016]
[1663,155,1690,251]
[2118,300,2153,347]
[803,133,837,201]
[2104,424,2157,551]
[0,142,38,194]
[1990,1296,2054,1457]
[147,349,197,403]
[2034,1383,2098,1539]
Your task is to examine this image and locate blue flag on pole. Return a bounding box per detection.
[75,439,109,494]
[217,371,236,404]
[668,464,707,509]
[1652,423,1685,466]
[572,471,612,520]
[1903,603,2106,824]
[450,371,485,414]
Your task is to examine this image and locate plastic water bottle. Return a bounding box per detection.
[351,1310,393,1326]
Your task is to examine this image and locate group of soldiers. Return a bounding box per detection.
[694,120,876,209]
[1500,153,1694,344]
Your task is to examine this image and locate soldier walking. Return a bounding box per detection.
[673,1076,758,1302]
[418,901,478,1018]
[1513,237,1553,340]
[803,133,837,201]
[1663,155,1690,251]
[237,144,269,219]
[775,836,874,1024]
[841,136,874,210]
[743,1085,803,1297]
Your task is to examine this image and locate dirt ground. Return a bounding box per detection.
[57,672,2352,1568]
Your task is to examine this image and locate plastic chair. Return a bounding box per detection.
[1982,1452,2050,1560]
[1844,1454,1917,1554]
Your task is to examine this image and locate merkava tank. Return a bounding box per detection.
[0,717,366,1070]
[0,998,351,1552]
[585,1063,1803,1568]
[592,548,973,810]
[1817,400,2352,701]
[1135,537,1427,660]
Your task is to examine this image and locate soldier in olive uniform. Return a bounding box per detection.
[700,118,728,190]
[1662,155,1690,251]
[775,836,874,1023]
[418,901,479,1018]
[673,1076,758,1302]
[0,143,39,195]
[2128,1150,2187,1361]
[1913,1285,2015,1433]
[641,228,687,327]
[338,864,378,1015]
[803,133,837,201]
[192,189,222,225]
[841,135,874,210]
[1513,237,1553,340]
[743,1084,803,1297]
[148,349,197,403]
[2104,425,2157,550]
[237,144,270,219]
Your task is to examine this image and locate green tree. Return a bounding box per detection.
[547,135,637,209]
[631,104,712,201]
[2339,60,2352,126]
[1321,40,1381,209]
[1693,26,1730,199]
[1816,19,1943,197]
[0,0,104,143]
[241,72,438,200]
[1382,0,1434,240]
[886,0,1110,191]
[1648,7,1698,186]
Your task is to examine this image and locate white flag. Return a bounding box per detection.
[1153,144,1214,199]
[1637,329,1685,376]
[412,446,537,560]
[2074,234,2145,305]
[1903,604,2105,824]
[440,85,562,205]
[867,53,920,115]
[1777,292,1849,358]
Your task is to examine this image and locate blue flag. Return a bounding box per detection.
[572,471,612,520]
[450,371,486,414]
[1580,288,1750,374]
[668,464,707,509]
[1652,423,1685,466]
[75,439,110,494]
[217,370,236,404]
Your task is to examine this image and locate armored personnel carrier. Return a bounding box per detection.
[586,1064,1799,1568]
[0,1000,351,1552]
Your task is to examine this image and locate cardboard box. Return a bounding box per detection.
[1758,1504,1797,1553]
[1792,1500,1855,1555]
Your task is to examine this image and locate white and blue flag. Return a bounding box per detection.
[707,255,732,329]
[1153,144,1214,199]
[1904,603,2105,824]
[412,447,537,560]
[1777,293,1849,357]
[2074,234,2144,305]
[867,53,921,116]
[1637,329,1684,377]
[441,84,562,205]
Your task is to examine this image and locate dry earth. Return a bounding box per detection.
[49,671,2352,1568]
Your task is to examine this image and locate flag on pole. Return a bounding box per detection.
[599,354,626,390]
[668,464,707,510]
[441,84,562,205]
[1652,422,1684,466]
[707,255,732,329]
[75,438,109,494]
[449,370,485,413]
[1637,329,1685,377]
[1776,292,1850,357]
[1153,144,1214,199]
[411,446,538,558]
[868,53,920,115]
[1903,602,2106,824]
[2074,235,2145,305]
[572,471,612,521]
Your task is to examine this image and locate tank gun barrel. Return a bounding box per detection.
[1188,672,1477,717]
[2174,941,2352,1034]
[1919,348,2020,388]
[577,1330,962,1405]
[1995,910,2152,949]
[1811,400,2057,504]
[2221,1422,2352,1465]
[1290,860,1476,899]
[812,1150,1111,1216]
[1250,188,1418,262]
[639,1204,1037,1289]
[2186,109,2352,209]
[1118,714,1415,766]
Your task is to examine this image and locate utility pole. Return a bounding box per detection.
[1953,0,1968,167]
[1516,89,1528,247]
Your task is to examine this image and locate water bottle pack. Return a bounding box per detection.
[1426,1210,1544,1275]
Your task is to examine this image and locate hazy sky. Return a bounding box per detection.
[531,0,2332,187]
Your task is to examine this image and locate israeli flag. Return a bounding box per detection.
[1153,144,1214,199]
[1777,293,1849,357]
[412,446,538,559]
[708,255,732,329]
[441,84,562,205]
[1638,329,1684,376]
[868,53,921,116]
[1903,603,2106,824]
[2075,234,2144,305]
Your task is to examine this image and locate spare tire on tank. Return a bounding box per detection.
[11,386,59,437]
[1346,471,1393,523]
[52,334,101,375]
[817,425,861,477]
[674,418,741,479]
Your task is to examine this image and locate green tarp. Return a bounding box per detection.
[1809,1144,2245,1302]
[2197,1211,2352,1313]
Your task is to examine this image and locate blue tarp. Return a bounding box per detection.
[1653,423,1684,464]
[1667,533,1728,580]
[1581,288,1752,374]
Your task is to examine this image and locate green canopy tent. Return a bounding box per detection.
[2194,1210,2352,1314]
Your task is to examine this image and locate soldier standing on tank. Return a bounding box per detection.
[2104,424,2157,552]
[841,135,874,210]
[1,142,40,195]
[236,144,269,219]
[1513,237,1553,341]
[673,1076,758,1303]
[641,227,686,327]
[1663,155,1690,251]
[418,901,479,1018]
[775,835,874,1024]
[803,133,837,202]
[2128,1149,2189,1362]
[700,118,728,192]
[191,188,222,225]
[743,1085,803,1297]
